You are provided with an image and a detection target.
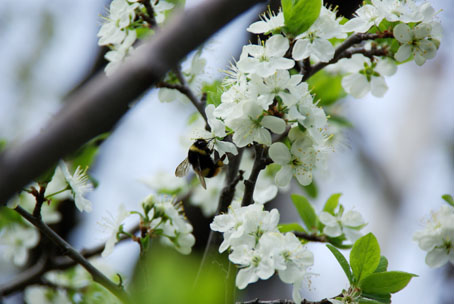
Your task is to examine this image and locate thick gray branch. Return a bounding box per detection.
[0,0,264,204]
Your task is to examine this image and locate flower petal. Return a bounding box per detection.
[269,143,291,164]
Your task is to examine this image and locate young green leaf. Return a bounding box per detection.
[442,194,454,207]
[278,222,306,233]
[323,193,342,215]
[326,244,354,284]
[359,293,391,304]
[350,233,381,282]
[358,297,390,304]
[374,256,388,273]
[0,207,24,228]
[307,70,346,106]
[301,180,318,198]
[202,80,222,107]
[282,0,322,37]
[359,271,417,295]
[291,194,318,231]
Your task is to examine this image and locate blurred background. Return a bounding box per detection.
[0,0,453,303]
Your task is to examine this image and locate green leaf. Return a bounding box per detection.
[350,233,381,282]
[442,194,454,207]
[0,207,23,228]
[374,256,388,273]
[291,194,318,231]
[187,112,201,125]
[165,0,185,5]
[279,222,306,233]
[360,271,417,295]
[70,133,109,171]
[202,80,222,107]
[131,246,231,304]
[136,27,153,39]
[359,296,390,304]
[35,163,58,184]
[307,70,346,106]
[328,115,354,128]
[326,244,354,284]
[361,293,391,304]
[323,193,342,215]
[301,180,318,198]
[0,139,6,152]
[282,0,322,37]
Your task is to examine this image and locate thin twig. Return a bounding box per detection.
[175,67,210,130]
[13,206,131,303]
[302,32,394,81]
[293,232,327,243]
[241,144,272,206]
[141,0,157,27]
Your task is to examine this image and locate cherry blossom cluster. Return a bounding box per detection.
[210,202,314,302]
[97,0,174,76]
[413,203,454,268]
[1,161,93,266]
[101,195,196,256]
[319,205,366,243]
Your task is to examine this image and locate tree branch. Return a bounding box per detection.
[293,232,327,243]
[0,0,265,205]
[194,149,244,288]
[241,144,271,206]
[13,206,131,303]
[302,32,394,81]
[157,78,209,129]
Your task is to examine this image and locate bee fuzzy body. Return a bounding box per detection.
[176,139,224,189]
[188,139,223,178]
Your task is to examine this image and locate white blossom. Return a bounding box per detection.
[152,0,174,24]
[287,94,327,130]
[0,224,39,266]
[229,244,275,289]
[59,161,94,213]
[191,174,224,216]
[230,102,286,147]
[249,71,303,109]
[269,138,316,187]
[100,204,130,257]
[319,209,366,242]
[394,23,438,66]
[293,7,346,63]
[237,34,294,78]
[344,0,434,33]
[340,54,397,98]
[140,170,187,194]
[260,232,314,284]
[97,0,139,46]
[253,170,279,204]
[247,10,285,34]
[145,195,196,255]
[413,205,454,268]
[210,203,279,253]
[343,4,381,33]
[104,30,137,77]
[24,286,72,304]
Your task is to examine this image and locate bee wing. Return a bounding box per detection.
[195,170,207,189]
[175,158,190,177]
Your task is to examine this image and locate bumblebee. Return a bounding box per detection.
[175,139,224,189]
